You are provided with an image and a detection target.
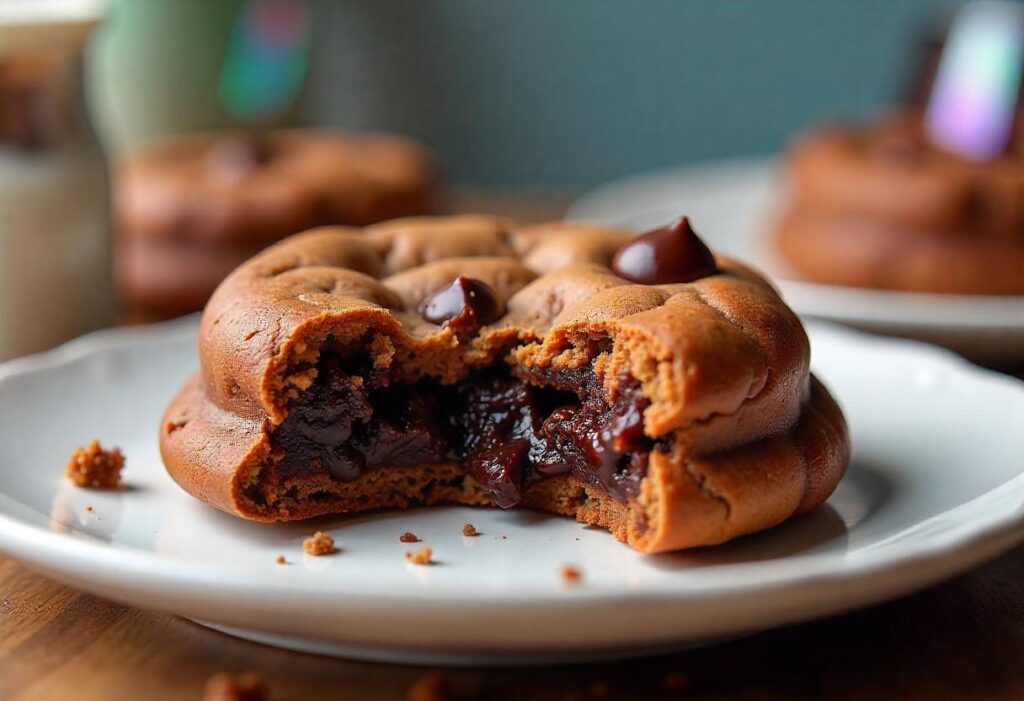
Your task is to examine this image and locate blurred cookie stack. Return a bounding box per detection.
[774,2,1024,296]
[115,129,437,320]
[774,112,1024,295]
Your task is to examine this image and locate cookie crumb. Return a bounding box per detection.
[399,531,420,543]
[201,672,267,701]
[85,505,94,513]
[500,534,507,540]
[275,555,287,565]
[461,523,477,537]
[303,531,335,556]
[405,546,433,565]
[560,565,583,585]
[65,440,124,489]
[407,671,452,701]
[663,672,690,691]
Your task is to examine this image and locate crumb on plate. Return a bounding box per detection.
[461,523,477,537]
[560,564,583,586]
[405,546,433,565]
[201,671,267,701]
[275,555,287,565]
[407,671,451,701]
[65,440,124,489]
[399,531,420,543]
[303,531,335,556]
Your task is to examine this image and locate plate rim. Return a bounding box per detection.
[0,318,1021,609]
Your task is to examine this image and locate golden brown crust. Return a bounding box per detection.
[775,111,1024,294]
[161,214,850,552]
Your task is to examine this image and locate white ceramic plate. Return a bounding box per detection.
[0,318,1022,665]
[568,158,1024,360]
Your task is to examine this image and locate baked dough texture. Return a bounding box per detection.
[161,215,850,553]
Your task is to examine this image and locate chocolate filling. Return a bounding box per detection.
[269,343,655,508]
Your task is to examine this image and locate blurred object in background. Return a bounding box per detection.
[0,0,112,362]
[114,128,437,320]
[86,0,441,321]
[219,0,311,122]
[904,29,947,110]
[925,1,1024,160]
[774,1,1024,296]
[85,0,306,159]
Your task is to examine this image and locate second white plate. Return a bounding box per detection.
[568,158,1024,360]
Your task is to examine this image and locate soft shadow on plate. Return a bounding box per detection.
[826,458,898,530]
[647,506,848,571]
[47,481,144,539]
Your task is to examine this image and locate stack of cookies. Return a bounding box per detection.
[115,129,438,319]
[774,111,1024,295]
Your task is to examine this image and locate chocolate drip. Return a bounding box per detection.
[421,277,502,333]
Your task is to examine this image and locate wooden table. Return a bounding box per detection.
[3,544,1023,700]
[2,194,1023,700]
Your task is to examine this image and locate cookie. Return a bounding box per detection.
[774,111,1024,294]
[160,215,849,553]
[116,130,438,318]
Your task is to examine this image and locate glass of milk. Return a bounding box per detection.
[0,1,113,362]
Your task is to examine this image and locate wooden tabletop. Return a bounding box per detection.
[2,194,1023,700]
[2,544,1023,701]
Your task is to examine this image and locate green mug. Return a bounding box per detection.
[85,0,306,158]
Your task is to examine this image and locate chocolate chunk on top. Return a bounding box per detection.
[421,276,503,332]
[611,216,718,284]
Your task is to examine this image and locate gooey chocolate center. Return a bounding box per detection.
[266,217,727,507]
[270,348,654,507]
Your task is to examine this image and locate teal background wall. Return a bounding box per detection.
[88,0,977,187]
[303,1,967,186]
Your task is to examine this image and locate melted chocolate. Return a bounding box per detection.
[445,374,570,508]
[273,356,372,482]
[274,355,446,483]
[611,216,718,285]
[270,352,656,507]
[538,377,652,499]
[421,277,502,333]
